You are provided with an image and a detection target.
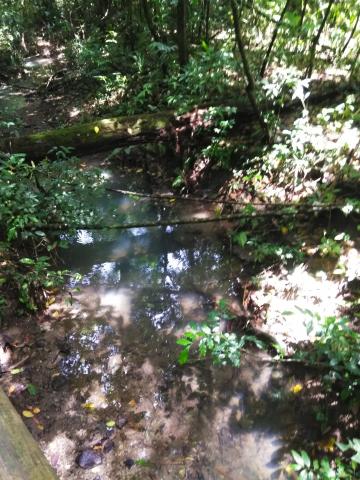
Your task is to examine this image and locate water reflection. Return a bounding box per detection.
[50,174,300,479]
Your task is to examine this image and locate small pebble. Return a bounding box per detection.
[102,439,115,454]
[76,449,103,469]
[124,458,135,469]
[51,374,67,391]
[116,416,127,429]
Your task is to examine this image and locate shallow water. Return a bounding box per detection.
[33,163,308,480]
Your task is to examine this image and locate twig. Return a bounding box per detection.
[1,355,31,374]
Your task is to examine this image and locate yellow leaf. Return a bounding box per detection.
[46,297,56,307]
[32,407,41,414]
[320,437,336,452]
[22,410,34,418]
[36,423,44,431]
[94,126,100,134]
[136,168,143,173]
[290,383,303,394]
[82,402,95,410]
[128,399,136,408]
[281,226,289,235]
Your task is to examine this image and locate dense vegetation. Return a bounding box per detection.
[0,0,359,478]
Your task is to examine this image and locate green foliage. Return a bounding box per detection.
[290,440,360,479]
[295,314,360,400]
[318,232,349,257]
[0,149,105,315]
[177,300,265,367]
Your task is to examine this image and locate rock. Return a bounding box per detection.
[51,374,67,391]
[56,339,71,354]
[124,458,135,469]
[76,449,103,469]
[116,416,127,429]
[102,439,115,454]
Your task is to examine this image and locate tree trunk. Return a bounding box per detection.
[230,0,270,142]
[305,0,335,78]
[177,0,189,68]
[260,0,293,77]
[204,0,211,44]
[141,0,161,42]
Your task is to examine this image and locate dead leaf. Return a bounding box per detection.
[8,385,16,395]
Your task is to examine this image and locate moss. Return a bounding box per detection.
[1,111,175,160]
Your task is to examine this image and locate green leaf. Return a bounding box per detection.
[27,383,37,396]
[292,450,305,467]
[176,337,192,346]
[178,347,190,365]
[20,257,35,265]
[301,450,311,468]
[351,452,360,464]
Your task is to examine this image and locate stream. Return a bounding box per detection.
[16,158,308,480]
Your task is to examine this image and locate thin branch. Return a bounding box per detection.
[305,0,336,78]
[35,202,345,232]
[260,0,292,78]
[341,10,360,55]
[106,187,344,209]
[230,0,271,142]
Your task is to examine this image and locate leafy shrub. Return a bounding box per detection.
[177,299,264,366]
[0,149,105,315]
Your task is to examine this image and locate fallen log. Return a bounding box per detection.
[0,388,58,479]
[0,80,357,160]
[1,112,176,160]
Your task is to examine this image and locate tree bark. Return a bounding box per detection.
[260,0,293,77]
[230,0,270,142]
[305,0,335,78]
[177,0,189,68]
[141,0,162,42]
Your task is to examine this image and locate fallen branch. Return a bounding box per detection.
[107,187,345,209]
[35,208,324,231]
